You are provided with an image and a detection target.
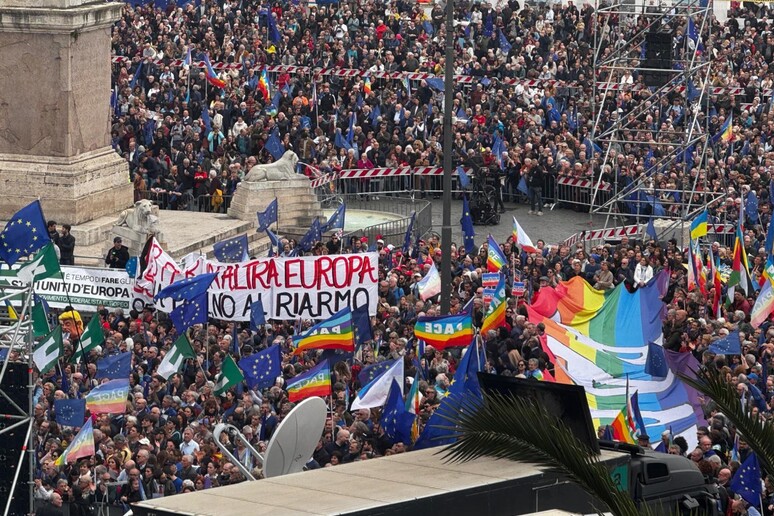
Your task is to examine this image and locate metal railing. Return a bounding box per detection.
[134,190,234,213]
[334,195,432,245]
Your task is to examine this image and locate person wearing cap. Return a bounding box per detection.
[105,236,130,269]
[637,433,651,449]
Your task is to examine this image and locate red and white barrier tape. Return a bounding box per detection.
[112,56,771,97]
[556,176,611,192]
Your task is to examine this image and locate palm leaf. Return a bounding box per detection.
[436,391,641,516]
[679,367,774,474]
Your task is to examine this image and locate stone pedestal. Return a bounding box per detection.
[228,178,322,229]
[0,0,132,225]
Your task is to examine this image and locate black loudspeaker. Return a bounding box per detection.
[0,363,30,516]
[0,362,28,416]
[642,31,674,87]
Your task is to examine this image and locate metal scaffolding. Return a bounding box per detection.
[588,0,725,243]
[0,282,35,516]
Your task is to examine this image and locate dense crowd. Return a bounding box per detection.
[24,0,774,514]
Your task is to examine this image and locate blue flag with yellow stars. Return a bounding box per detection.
[644,341,668,378]
[155,272,217,302]
[96,351,132,380]
[0,200,51,266]
[380,379,415,445]
[352,303,373,345]
[323,203,346,232]
[265,128,285,160]
[730,453,762,506]
[708,330,741,356]
[257,198,278,231]
[238,345,281,390]
[460,195,476,252]
[297,218,322,252]
[54,398,86,427]
[170,293,209,333]
[213,234,249,263]
[358,359,397,386]
[403,212,415,255]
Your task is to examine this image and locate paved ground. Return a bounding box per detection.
[426,197,610,248]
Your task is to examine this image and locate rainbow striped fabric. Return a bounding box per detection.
[258,69,270,102]
[292,306,355,356]
[528,275,699,441]
[86,378,129,415]
[414,313,473,350]
[364,77,372,95]
[54,418,94,466]
[203,54,226,89]
[481,274,506,335]
[486,235,507,272]
[286,359,331,402]
[718,114,734,143]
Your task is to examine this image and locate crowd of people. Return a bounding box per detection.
[22,0,774,514]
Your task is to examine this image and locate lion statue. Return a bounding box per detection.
[116,199,161,234]
[244,150,299,182]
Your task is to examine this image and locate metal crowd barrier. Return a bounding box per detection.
[339,196,433,246]
[135,190,233,213]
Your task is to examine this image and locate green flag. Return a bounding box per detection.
[70,316,105,363]
[213,355,244,395]
[31,301,50,338]
[157,335,195,379]
[33,326,62,374]
[16,243,62,284]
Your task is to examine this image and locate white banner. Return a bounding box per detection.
[0,267,132,312]
[133,239,379,321]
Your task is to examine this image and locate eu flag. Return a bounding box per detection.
[257,198,278,231]
[54,398,86,427]
[96,351,132,380]
[238,345,281,390]
[170,293,209,333]
[129,61,143,90]
[746,190,760,224]
[201,106,212,133]
[358,359,397,386]
[265,128,285,160]
[456,166,470,189]
[380,380,414,445]
[334,129,352,151]
[323,203,346,232]
[646,218,657,241]
[352,303,373,345]
[265,228,281,248]
[729,453,762,506]
[644,341,668,378]
[708,330,741,355]
[250,298,267,330]
[0,200,52,266]
[155,272,218,302]
[425,78,444,92]
[460,195,476,252]
[213,235,249,263]
[266,10,281,44]
[298,218,322,252]
[498,29,512,54]
[414,340,484,449]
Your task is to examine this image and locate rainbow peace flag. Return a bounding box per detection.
[414,313,473,350]
[527,275,699,440]
[481,274,506,334]
[609,405,636,444]
[486,235,507,272]
[286,359,331,402]
[203,54,226,89]
[258,69,270,102]
[54,418,95,466]
[86,378,129,415]
[292,307,355,356]
[751,279,774,328]
[529,275,665,348]
[364,77,372,95]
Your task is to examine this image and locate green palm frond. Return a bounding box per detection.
[679,367,774,474]
[436,391,640,516]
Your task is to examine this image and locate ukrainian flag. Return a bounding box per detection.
[689,210,708,240]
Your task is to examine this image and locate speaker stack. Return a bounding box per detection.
[642,31,674,87]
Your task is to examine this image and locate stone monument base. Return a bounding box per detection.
[228,178,322,229]
[0,147,132,226]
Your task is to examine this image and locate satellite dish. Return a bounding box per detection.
[263,396,327,478]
